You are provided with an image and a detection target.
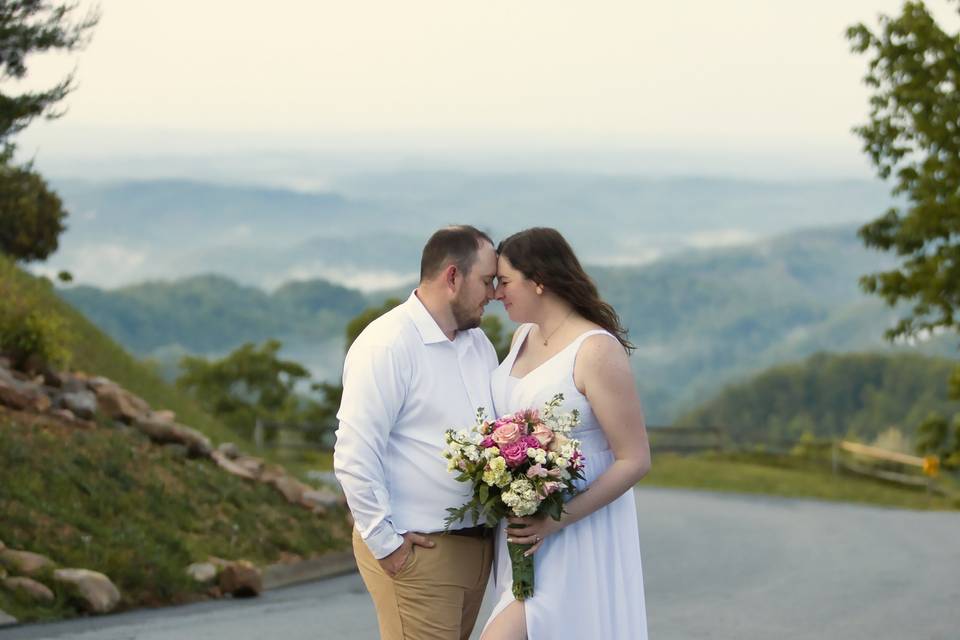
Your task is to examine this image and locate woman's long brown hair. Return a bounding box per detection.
[498,227,634,353]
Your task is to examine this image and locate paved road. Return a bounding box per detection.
[3,488,958,640]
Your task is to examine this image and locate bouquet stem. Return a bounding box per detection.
[507,541,534,600]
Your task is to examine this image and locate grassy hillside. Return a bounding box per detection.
[0,410,350,622]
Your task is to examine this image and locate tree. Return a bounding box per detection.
[0,1,99,262]
[0,162,66,261]
[176,339,311,440]
[848,1,960,466]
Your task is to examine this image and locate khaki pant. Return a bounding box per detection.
[353,528,493,640]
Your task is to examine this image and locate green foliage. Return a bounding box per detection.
[481,314,511,361]
[0,1,98,145]
[0,253,70,367]
[177,339,312,439]
[847,1,960,342]
[344,297,402,352]
[677,351,960,445]
[0,162,68,262]
[0,2,98,264]
[848,1,960,465]
[915,412,960,468]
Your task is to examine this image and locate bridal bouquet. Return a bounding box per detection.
[442,393,585,600]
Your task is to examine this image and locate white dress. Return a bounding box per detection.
[482,324,648,639]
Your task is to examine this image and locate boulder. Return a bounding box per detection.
[234,456,264,477]
[300,487,341,511]
[2,576,54,604]
[186,562,218,584]
[0,369,50,413]
[217,560,262,598]
[133,415,212,457]
[0,549,54,577]
[56,390,97,420]
[217,442,240,459]
[152,409,176,423]
[93,382,150,423]
[211,450,257,480]
[53,568,121,614]
[271,475,309,504]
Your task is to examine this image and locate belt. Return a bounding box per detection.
[448,525,493,539]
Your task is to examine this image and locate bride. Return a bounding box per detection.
[481,227,650,640]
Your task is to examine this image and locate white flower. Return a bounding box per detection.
[483,446,501,459]
[527,448,547,464]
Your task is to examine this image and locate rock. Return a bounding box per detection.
[0,608,17,627]
[2,576,55,604]
[234,456,264,477]
[56,390,98,420]
[211,450,257,480]
[300,488,341,511]
[50,408,77,421]
[0,538,6,551]
[0,549,55,577]
[60,373,89,394]
[217,442,240,459]
[218,561,262,598]
[0,375,44,412]
[258,465,287,485]
[93,382,150,423]
[186,562,218,584]
[133,415,212,457]
[151,409,176,423]
[271,476,309,504]
[53,568,121,614]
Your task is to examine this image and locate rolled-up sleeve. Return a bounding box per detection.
[333,342,408,559]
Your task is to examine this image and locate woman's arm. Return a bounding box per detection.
[505,334,651,553]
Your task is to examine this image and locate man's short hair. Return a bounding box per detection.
[420,225,494,282]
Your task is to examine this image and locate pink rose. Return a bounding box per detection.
[501,441,528,468]
[531,424,554,447]
[492,421,523,446]
[480,436,496,449]
[521,435,541,450]
[539,481,561,496]
[527,463,548,478]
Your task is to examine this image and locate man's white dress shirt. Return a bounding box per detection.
[334,291,498,559]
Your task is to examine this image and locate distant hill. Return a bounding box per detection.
[56,224,959,423]
[674,351,960,444]
[41,175,893,290]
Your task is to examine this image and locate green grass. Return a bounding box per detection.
[0,413,352,623]
[644,451,959,511]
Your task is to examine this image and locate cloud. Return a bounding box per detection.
[31,244,150,288]
[685,229,757,250]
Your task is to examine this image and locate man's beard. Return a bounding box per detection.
[451,294,482,331]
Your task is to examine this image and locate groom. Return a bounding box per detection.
[334,225,500,640]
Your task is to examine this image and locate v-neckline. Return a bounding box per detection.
[508,325,594,381]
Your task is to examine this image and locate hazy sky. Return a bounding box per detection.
[12,0,960,177]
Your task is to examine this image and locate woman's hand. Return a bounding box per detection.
[505,514,564,556]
